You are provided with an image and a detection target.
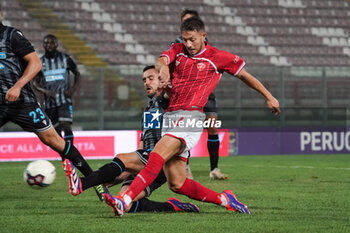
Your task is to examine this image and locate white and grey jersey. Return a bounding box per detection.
[40,52,77,109]
[0,24,36,104]
[141,93,169,151]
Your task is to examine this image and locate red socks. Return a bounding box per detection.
[124,153,221,206]
[124,152,164,200]
[175,178,221,205]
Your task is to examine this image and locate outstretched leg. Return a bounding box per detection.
[120,184,199,213]
[62,156,126,196]
[37,126,108,201]
[109,135,249,216]
[36,126,92,176]
[166,157,249,214]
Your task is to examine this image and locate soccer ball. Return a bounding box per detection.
[23,160,56,188]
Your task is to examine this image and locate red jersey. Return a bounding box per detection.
[161,43,245,112]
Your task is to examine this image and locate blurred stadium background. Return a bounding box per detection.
[1,3,349,232]
[1,0,350,131]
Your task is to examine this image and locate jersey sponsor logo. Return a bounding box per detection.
[197,62,206,71]
[0,52,6,59]
[143,109,162,129]
[45,75,65,82]
[0,62,5,70]
[43,68,66,82]
[43,68,66,76]
[176,61,180,66]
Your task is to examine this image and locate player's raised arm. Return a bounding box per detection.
[5,52,42,102]
[155,56,170,90]
[236,68,281,115]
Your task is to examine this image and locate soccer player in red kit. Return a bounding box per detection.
[103,17,280,216]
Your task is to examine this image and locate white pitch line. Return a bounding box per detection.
[252,165,350,170]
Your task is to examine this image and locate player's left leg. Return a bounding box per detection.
[121,135,182,199]
[36,127,93,175]
[13,103,92,175]
[104,136,183,216]
[59,121,73,144]
[127,197,199,213]
[63,151,145,195]
[45,107,61,136]
[57,103,74,144]
[104,182,199,214]
[206,114,219,170]
[121,184,176,213]
[165,156,220,203]
[165,156,249,214]
[204,94,228,180]
[206,114,228,180]
[12,103,107,201]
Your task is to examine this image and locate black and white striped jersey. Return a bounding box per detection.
[40,51,77,109]
[0,23,36,104]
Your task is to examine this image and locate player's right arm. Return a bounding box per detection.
[156,44,181,94]
[237,68,280,115]
[6,52,42,102]
[5,29,42,102]
[155,56,170,90]
[218,50,280,115]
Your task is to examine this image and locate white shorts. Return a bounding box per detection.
[161,110,206,160]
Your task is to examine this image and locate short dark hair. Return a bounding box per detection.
[143,65,155,73]
[180,9,199,20]
[181,17,205,32]
[43,34,57,42]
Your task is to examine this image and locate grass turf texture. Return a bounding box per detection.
[0,155,349,233]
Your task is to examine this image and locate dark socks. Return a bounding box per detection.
[128,198,174,213]
[60,141,93,176]
[64,129,74,144]
[208,134,220,171]
[81,157,125,190]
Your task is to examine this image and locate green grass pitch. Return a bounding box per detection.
[0,155,349,233]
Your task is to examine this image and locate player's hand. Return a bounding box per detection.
[5,86,21,102]
[267,97,281,115]
[158,65,170,89]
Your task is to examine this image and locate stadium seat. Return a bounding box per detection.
[3,0,349,116]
